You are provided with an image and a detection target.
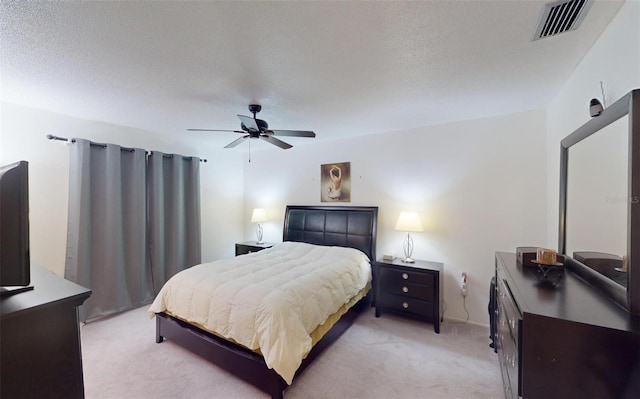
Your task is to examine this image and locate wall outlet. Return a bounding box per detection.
[461,272,468,297]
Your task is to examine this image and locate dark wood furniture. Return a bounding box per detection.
[494,252,639,399]
[235,241,274,256]
[155,205,378,399]
[1,265,91,399]
[374,258,443,333]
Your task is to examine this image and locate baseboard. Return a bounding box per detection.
[443,315,489,328]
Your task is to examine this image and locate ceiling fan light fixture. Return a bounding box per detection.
[188,104,316,149]
[248,104,262,115]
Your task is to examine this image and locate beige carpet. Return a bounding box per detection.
[80,305,502,399]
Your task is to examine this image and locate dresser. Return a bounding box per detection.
[493,252,639,399]
[1,265,91,399]
[235,241,274,256]
[374,258,443,333]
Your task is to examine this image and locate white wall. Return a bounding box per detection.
[6,0,634,325]
[243,109,548,324]
[546,0,640,248]
[0,102,245,276]
[2,101,548,325]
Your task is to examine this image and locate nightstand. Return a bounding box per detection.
[374,258,443,333]
[235,241,274,256]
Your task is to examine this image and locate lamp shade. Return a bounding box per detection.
[394,212,424,232]
[251,208,268,223]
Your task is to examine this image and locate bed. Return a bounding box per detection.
[150,205,378,399]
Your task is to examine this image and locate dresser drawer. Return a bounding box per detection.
[378,266,434,287]
[379,279,432,301]
[377,293,433,319]
[498,278,521,343]
[499,321,519,399]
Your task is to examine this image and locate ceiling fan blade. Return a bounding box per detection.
[237,114,259,132]
[270,130,316,138]
[188,129,245,133]
[224,135,249,148]
[260,135,292,149]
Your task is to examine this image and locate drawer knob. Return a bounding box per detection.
[402,273,409,280]
[402,286,409,293]
[402,302,409,309]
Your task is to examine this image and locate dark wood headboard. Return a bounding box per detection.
[283,206,378,261]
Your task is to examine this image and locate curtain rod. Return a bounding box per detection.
[46,135,207,162]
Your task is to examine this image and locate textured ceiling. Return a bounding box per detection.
[0,1,625,150]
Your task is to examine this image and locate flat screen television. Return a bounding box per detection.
[559,89,639,315]
[0,160,33,296]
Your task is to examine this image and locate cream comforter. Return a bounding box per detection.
[148,241,371,384]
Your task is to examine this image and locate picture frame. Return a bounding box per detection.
[320,162,351,202]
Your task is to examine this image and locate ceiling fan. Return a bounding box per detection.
[188,104,316,149]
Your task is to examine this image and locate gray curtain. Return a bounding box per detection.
[65,139,154,321]
[147,151,201,293]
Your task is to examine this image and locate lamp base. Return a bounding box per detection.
[255,224,264,245]
[402,233,415,264]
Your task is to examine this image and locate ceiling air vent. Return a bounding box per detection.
[533,0,593,41]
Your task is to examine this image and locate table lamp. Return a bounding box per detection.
[394,212,424,263]
[251,208,267,244]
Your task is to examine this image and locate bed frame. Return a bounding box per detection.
[155,205,378,399]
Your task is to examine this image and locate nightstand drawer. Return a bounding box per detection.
[379,280,432,301]
[377,293,433,319]
[379,266,434,287]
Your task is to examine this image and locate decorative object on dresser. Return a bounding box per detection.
[517,246,565,267]
[516,246,538,267]
[394,211,424,263]
[492,252,639,399]
[531,247,564,285]
[374,258,443,333]
[250,208,268,244]
[235,241,274,256]
[516,246,566,285]
[534,247,558,265]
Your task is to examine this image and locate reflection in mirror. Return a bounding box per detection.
[566,116,628,287]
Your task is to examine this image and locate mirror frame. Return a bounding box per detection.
[559,89,639,315]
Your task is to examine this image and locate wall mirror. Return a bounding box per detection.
[559,89,639,315]
[566,116,628,286]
